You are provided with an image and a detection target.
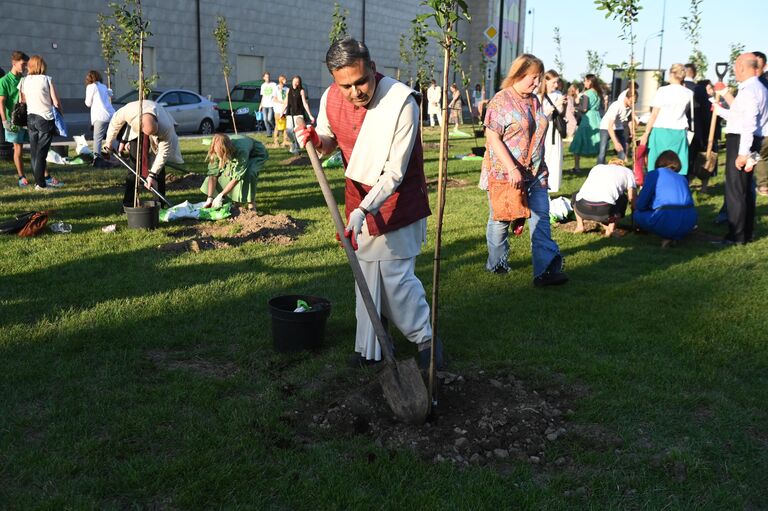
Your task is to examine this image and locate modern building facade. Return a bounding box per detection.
[0,0,525,107]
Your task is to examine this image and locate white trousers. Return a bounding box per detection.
[355,257,432,361]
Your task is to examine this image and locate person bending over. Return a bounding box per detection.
[573,158,637,237]
[634,150,697,247]
[201,133,268,210]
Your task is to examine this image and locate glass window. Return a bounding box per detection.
[230,87,261,103]
[115,90,162,104]
[179,92,201,105]
[160,92,181,106]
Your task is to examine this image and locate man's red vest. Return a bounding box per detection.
[324,75,431,236]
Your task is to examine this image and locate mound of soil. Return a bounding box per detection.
[286,369,618,471]
[158,208,304,251]
[280,155,312,166]
[166,173,206,190]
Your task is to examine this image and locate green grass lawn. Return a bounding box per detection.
[1,127,767,509]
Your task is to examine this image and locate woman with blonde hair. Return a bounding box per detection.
[201,133,268,210]
[480,54,568,286]
[538,69,566,193]
[639,63,694,176]
[569,73,604,172]
[19,55,63,190]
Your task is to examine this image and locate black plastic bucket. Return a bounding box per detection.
[268,295,331,352]
[124,200,160,230]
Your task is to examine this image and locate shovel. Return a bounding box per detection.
[296,118,429,425]
[701,62,729,173]
[112,152,172,207]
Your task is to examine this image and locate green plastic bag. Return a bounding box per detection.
[322,151,344,169]
[199,202,233,221]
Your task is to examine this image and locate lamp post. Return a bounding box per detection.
[642,31,662,68]
[527,8,535,53]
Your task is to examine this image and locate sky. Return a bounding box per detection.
[523,0,765,83]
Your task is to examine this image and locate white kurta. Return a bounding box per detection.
[542,91,564,193]
[315,81,433,361]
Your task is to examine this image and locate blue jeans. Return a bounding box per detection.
[260,106,274,135]
[597,129,627,164]
[486,179,563,278]
[27,114,55,187]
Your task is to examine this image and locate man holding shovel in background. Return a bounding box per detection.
[296,38,443,370]
[103,99,183,208]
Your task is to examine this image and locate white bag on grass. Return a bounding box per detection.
[549,196,573,222]
[74,135,93,156]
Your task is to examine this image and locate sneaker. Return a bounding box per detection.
[417,338,444,371]
[533,271,569,287]
[46,176,64,187]
[18,176,28,187]
[34,185,51,192]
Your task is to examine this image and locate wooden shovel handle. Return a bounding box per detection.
[706,91,720,156]
[295,117,396,364]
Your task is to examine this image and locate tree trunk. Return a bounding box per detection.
[429,37,452,405]
[134,29,144,208]
[224,73,237,135]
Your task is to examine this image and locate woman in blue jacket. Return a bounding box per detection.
[634,150,697,246]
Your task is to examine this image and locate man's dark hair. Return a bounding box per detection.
[655,150,682,171]
[11,51,29,62]
[684,63,697,76]
[326,37,371,73]
[752,51,767,63]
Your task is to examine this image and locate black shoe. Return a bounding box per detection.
[533,271,569,287]
[418,338,444,371]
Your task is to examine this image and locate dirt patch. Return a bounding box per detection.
[426,177,470,188]
[146,349,239,379]
[280,155,311,166]
[285,369,615,471]
[158,208,304,252]
[166,173,206,190]
[555,220,632,237]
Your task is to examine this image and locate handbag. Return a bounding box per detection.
[488,174,530,221]
[11,102,27,127]
[544,94,567,141]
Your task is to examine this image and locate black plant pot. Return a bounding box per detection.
[124,200,160,230]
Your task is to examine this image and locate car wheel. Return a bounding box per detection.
[199,118,215,135]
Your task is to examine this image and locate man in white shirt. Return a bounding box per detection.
[104,100,183,207]
[715,53,768,244]
[294,38,440,369]
[597,88,635,164]
[259,72,276,137]
[573,161,637,237]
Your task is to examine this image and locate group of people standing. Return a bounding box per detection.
[0,51,64,190]
[258,72,313,154]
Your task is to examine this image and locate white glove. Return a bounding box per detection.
[212,193,225,208]
[345,208,366,249]
[202,197,213,208]
[2,120,12,131]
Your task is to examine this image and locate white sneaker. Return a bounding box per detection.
[34,185,51,192]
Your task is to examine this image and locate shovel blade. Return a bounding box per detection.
[378,358,429,425]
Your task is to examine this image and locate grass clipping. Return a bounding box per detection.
[159,207,303,252]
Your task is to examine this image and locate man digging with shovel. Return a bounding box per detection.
[296,38,443,371]
[103,99,183,208]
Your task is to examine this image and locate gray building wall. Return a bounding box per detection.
[0,0,523,110]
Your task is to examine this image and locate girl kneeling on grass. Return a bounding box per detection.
[202,133,268,210]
